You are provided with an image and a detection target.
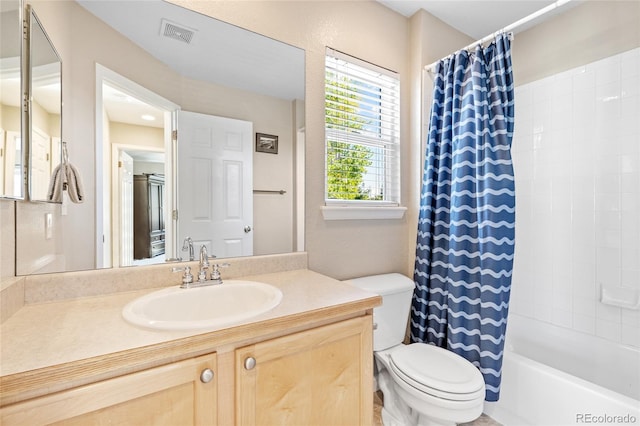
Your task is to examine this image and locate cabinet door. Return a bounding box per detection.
[149,179,163,233]
[236,316,373,426]
[0,353,217,426]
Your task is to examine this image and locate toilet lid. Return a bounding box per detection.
[389,344,485,398]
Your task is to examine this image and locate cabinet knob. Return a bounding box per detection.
[244,357,256,370]
[200,368,214,383]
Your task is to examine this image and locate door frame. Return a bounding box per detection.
[95,64,180,268]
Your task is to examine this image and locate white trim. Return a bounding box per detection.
[95,63,180,268]
[327,48,398,79]
[321,205,406,221]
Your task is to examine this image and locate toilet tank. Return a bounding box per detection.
[346,273,415,351]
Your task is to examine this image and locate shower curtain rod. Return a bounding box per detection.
[424,0,572,73]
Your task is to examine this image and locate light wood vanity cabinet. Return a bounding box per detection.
[0,353,218,426]
[236,316,373,425]
[1,316,373,426]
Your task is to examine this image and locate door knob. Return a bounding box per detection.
[200,368,214,383]
[244,357,256,370]
[244,225,252,233]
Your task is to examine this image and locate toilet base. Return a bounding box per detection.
[381,406,456,426]
[375,347,483,426]
[378,387,469,426]
[390,366,483,426]
[381,406,405,426]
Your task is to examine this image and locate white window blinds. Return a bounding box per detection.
[325,48,400,205]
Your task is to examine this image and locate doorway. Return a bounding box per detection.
[95,65,179,268]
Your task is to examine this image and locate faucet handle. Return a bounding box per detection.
[171,266,193,287]
[211,263,230,283]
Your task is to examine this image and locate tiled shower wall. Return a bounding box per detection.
[509,47,640,349]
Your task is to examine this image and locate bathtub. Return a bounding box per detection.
[483,314,640,425]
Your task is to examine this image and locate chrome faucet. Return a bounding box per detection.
[197,245,210,282]
[173,244,226,288]
[182,237,194,261]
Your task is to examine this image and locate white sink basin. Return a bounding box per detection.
[122,280,283,331]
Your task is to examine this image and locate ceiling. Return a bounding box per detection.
[75,0,304,131]
[376,0,578,40]
[77,0,304,102]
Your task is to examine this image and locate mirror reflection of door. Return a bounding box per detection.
[30,126,51,200]
[177,110,253,259]
[4,132,21,196]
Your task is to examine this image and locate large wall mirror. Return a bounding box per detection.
[14,0,305,275]
[0,0,24,199]
[27,5,62,202]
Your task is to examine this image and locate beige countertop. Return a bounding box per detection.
[0,269,381,406]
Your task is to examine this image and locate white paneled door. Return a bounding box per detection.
[30,127,51,200]
[177,111,253,258]
[119,151,134,267]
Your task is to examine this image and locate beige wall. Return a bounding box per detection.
[15,201,64,275]
[31,101,60,138]
[109,122,164,151]
[1,105,21,133]
[4,0,638,282]
[513,0,640,85]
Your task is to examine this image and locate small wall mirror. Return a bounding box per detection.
[27,5,62,202]
[0,0,24,199]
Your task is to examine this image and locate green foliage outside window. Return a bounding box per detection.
[325,72,374,200]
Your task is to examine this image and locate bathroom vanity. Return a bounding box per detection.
[0,259,381,425]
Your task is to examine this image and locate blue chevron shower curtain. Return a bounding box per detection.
[411,33,515,402]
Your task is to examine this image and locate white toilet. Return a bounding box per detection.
[347,273,485,426]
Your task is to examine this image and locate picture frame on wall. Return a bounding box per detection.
[256,133,278,154]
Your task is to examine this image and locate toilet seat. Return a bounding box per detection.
[388,343,485,401]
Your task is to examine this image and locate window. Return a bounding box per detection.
[324,49,400,209]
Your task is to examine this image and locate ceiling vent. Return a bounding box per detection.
[160,18,196,44]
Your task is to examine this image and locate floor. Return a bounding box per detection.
[373,391,501,426]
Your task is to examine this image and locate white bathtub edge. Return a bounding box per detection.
[483,349,640,426]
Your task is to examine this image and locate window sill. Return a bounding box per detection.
[321,205,407,221]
